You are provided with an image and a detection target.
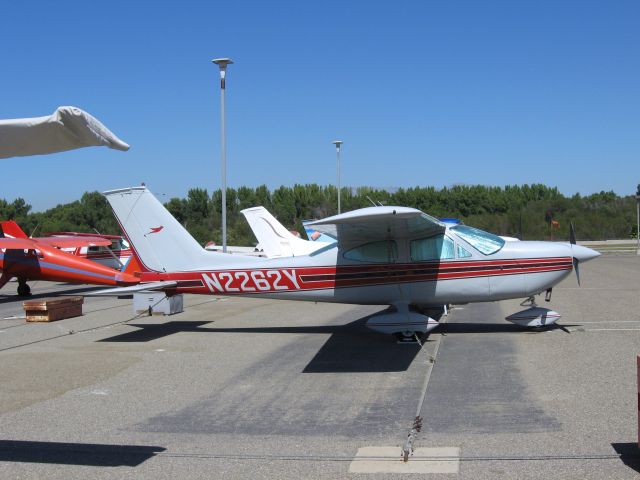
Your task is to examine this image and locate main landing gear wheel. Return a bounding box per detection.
[395,331,425,343]
[17,280,31,297]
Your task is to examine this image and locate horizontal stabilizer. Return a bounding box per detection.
[84,281,178,296]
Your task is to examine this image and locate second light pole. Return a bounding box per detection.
[636,184,640,254]
[333,140,343,214]
[212,57,233,253]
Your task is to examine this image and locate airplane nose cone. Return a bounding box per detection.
[572,244,600,263]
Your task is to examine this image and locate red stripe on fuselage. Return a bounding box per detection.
[138,257,573,294]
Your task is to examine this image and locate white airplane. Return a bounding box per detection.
[99,186,600,338]
[241,206,331,258]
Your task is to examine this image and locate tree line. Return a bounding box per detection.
[0,184,637,246]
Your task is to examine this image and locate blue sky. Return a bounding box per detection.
[2,1,639,211]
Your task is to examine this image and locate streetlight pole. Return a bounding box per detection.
[636,184,640,254]
[332,140,343,214]
[212,58,233,253]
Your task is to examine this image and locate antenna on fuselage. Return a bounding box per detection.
[365,196,384,207]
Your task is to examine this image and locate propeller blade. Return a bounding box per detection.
[569,221,576,245]
[573,257,581,286]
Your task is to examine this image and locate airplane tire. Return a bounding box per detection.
[395,332,418,343]
[17,282,31,297]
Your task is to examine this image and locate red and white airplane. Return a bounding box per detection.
[2,223,133,272]
[98,186,600,338]
[0,221,139,296]
[46,231,133,271]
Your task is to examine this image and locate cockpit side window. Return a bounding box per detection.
[456,244,472,258]
[452,225,505,255]
[410,234,455,261]
[344,240,397,263]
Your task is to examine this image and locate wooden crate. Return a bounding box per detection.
[23,297,84,322]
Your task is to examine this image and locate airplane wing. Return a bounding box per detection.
[34,236,112,248]
[0,221,111,248]
[0,237,38,250]
[84,281,178,296]
[306,206,445,245]
[0,106,129,159]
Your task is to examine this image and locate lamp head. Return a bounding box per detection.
[212,58,234,87]
[212,58,234,69]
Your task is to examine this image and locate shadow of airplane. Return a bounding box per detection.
[0,285,105,304]
[97,321,215,342]
[94,309,576,373]
[0,440,164,467]
[302,319,424,373]
[439,322,581,334]
[97,314,429,373]
[612,443,640,473]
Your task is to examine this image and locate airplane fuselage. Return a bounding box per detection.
[133,240,576,307]
[0,246,139,288]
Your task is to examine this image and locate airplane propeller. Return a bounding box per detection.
[569,221,580,286]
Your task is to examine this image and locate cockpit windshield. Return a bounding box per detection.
[451,225,505,255]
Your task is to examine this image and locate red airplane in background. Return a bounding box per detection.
[44,231,133,271]
[0,221,139,296]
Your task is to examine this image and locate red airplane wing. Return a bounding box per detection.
[0,237,37,249]
[34,237,113,248]
[45,231,124,240]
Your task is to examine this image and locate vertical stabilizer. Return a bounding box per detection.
[241,206,332,258]
[103,187,209,272]
[0,221,28,239]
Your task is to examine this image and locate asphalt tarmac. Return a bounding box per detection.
[0,255,639,479]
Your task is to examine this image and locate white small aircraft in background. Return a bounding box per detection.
[241,206,332,258]
[99,186,599,339]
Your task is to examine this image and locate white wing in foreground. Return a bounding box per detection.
[0,106,129,159]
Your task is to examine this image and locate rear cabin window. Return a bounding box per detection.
[344,240,397,263]
[410,234,455,261]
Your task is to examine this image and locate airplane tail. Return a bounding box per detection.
[0,221,28,239]
[120,245,148,277]
[103,187,220,272]
[240,206,332,258]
